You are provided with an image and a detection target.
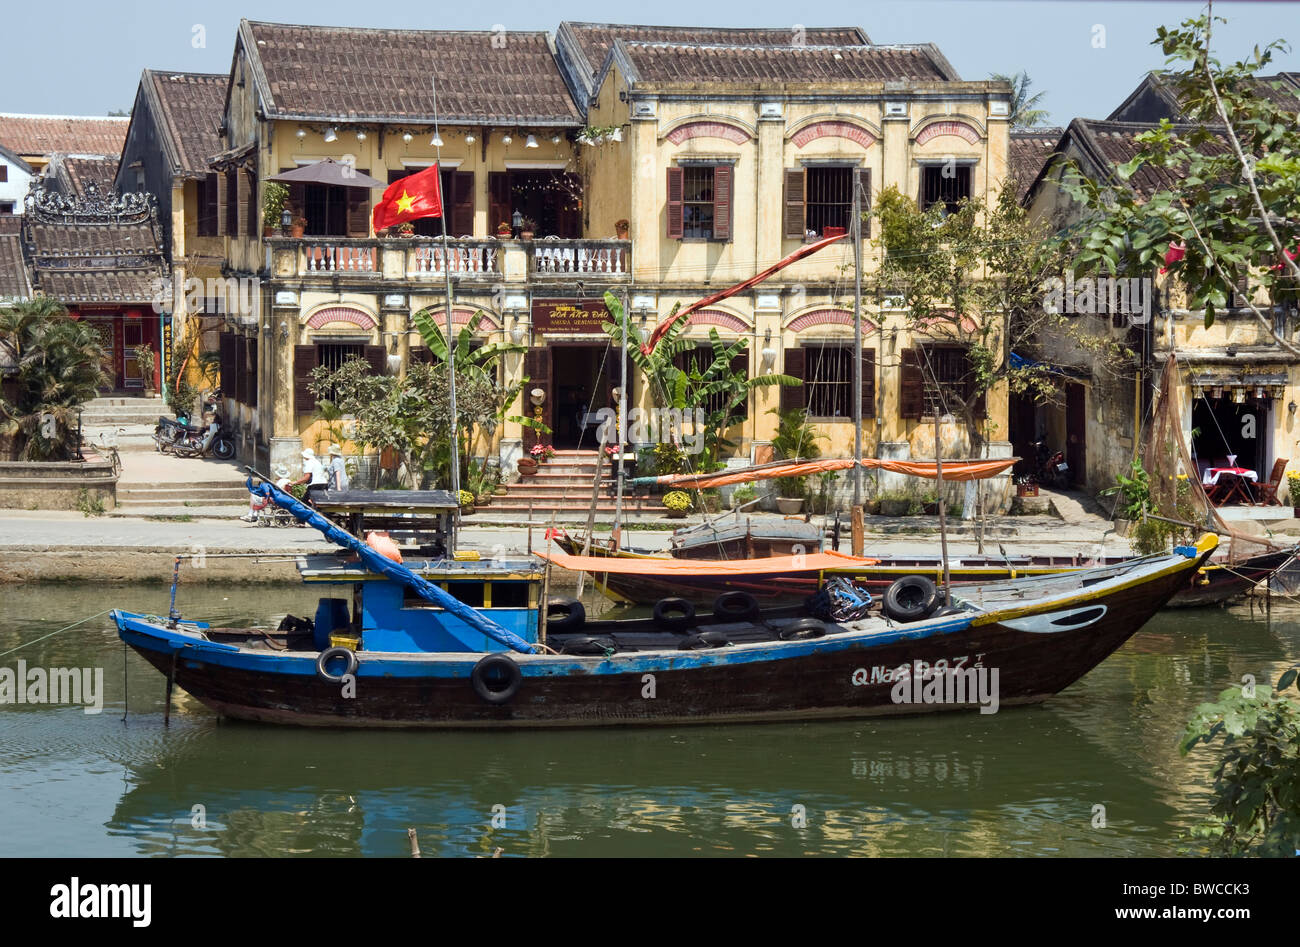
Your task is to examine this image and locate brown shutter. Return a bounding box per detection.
[346,168,371,237]
[235,169,251,237]
[489,172,510,233]
[233,337,246,404]
[900,348,924,419]
[666,167,684,240]
[861,348,875,419]
[200,173,219,236]
[783,168,806,239]
[217,172,233,236]
[248,339,258,408]
[780,347,805,414]
[452,171,474,237]
[364,345,388,376]
[409,346,433,365]
[294,344,318,413]
[281,167,305,228]
[855,168,871,239]
[712,165,732,242]
[522,346,550,447]
[218,332,236,392]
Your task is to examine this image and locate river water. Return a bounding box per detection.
[1,581,1296,858]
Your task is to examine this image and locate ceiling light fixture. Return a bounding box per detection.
[323,127,338,143]
[465,132,476,143]
[502,133,513,146]
[296,127,306,138]
[402,132,413,143]
[431,132,444,147]
[524,134,538,149]
[356,130,367,141]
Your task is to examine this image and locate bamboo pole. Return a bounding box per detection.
[576,429,607,600]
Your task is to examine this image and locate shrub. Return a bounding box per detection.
[663,490,691,513]
[457,489,474,507]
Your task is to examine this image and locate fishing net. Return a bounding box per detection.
[1144,355,1281,561]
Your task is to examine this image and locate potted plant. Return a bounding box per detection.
[133,344,156,395]
[1288,471,1300,515]
[518,216,537,240]
[496,220,513,238]
[397,221,415,238]
[663,490,691,519]
[774,476,806,515]
[530,443,555,463]
[768,407,825,514]
[517,455,539,476]
[731,482,758,510]
[457,489,475,514]
[878,491,910,517]
[614,219,629,240]
[1100,456,1152,536]
[290,215,307,239]
[263,182,288,237]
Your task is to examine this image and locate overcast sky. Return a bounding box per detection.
[4,1,1296,124]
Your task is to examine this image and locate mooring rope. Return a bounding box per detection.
[0,609,113,659]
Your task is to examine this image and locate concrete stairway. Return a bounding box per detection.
[112,479,250,516]
[483,449,668,518]
[81,395,166,453]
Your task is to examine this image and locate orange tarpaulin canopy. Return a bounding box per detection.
[538,549,879,576]
[629,457,1017,490]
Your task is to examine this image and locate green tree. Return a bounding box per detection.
[990,71,1050,129]
[0,299,107,460]
[1060,14,1300,341]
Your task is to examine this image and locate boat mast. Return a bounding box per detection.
[612,288,629,549]
[433,76,458,500]
[852,177,864,507]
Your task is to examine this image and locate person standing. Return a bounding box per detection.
[293,448,329,505]
[327,444,350,492]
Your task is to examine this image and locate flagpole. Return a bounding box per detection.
[432,76,459,501]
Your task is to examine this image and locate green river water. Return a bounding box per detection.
[1,581,1296,857]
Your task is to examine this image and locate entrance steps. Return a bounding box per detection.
[81,395,166,452]
[492,448,668,517]
[112,480,249,515]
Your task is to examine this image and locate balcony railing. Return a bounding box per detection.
[530,239,630,277]
[268,236,630,283]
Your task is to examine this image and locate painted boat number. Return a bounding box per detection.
[851,655,986,687]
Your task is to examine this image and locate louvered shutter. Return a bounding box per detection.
[218,172,234,236]
[364,345,388,376]
[900,348,924,419]
[489,172,510,233]
[200,173,219,236]
[666,167,684,240]
[712,165,732,242]
[780,347,805,414]
[861,348,876,419]
[346,168,371,237]
[233,337,246,404]
[294,344,318,413]
[218,332,236,393]
[452,171,474,237]
[855,168,871,239]
[409,346,433,365]
[235,169,251,237]
[248,339,258,408]
[280,167,305,232]
[783,169,806,239]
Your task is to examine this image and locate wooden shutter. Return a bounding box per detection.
[235,169,251,237]
[217,171,233,236]
[346,168,371,237]
[218,332,236,392]
[712,165,732,242]
[199,173,219,236]
[861,348,875,419]
[452,171,474,237]
[489,172,510,233]
[522,346,550,447]
[233,337,246,404]
[294,344,318,413]
[855,168,871,238]
[900,348,924,419]
[248,339,258,408]
[780,347,805,414]
[409,346,433,365]
[666,167,684,240]
[281,167,305,227]
[364,345,388,376]
[783,168,806,239]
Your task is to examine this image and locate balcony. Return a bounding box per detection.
[268,237,630,284]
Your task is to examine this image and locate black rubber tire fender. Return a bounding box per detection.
[558,635,615,656]
[712,590,761,622]
[471,654,522,705]
[779,617,827,641]
[652,597,697,632]
[545,597,586,633]
[678,630,731,650]
[882,576,940,623]
[315,646,358,683]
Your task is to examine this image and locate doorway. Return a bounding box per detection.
[1065,383,1086,487]
[550,344,615,449]
[1192,395,1271,482]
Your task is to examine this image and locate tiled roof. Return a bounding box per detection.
[0,233,31,301]
[145,71,227,176]
[0,114,128,159]
[1108,71,1300,123]
[25,203,167,305]
[1008,128,1063,204]
[49,155,120,199]
[559,22,870,87]
[1071,119,1231,201]
[242,20,583,125]
[614,41,958,85]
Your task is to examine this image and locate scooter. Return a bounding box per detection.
[156,390,235,460]
[1031,438,1069,487]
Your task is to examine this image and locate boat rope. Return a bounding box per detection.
[0,610,113,659]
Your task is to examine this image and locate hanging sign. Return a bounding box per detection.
[531,298,612,333]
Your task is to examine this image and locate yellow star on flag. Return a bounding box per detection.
[395,190,416,215]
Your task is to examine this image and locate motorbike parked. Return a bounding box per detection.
[1030,438,1069,487]
[153,390,235,460]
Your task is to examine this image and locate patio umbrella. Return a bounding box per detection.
[268,159,384,188]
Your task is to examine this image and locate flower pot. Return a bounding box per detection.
[1114,518,1132,537]
[521,231,535,241]
[493,486,509,496]
[517,459,538,476]
[290,224,305,238]
[666,509,687,519]
[879,498,908,517]
[776,497,804,515]
[476,493,492,506]
[461,505,475,515]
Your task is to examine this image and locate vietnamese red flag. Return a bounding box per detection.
[371,163,443,232]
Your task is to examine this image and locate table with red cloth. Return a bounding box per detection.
[1202,466,1258,504]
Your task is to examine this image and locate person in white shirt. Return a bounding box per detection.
[292,448,329,506]
[327,444,350,492]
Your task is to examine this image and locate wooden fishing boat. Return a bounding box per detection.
[113,475,1218,729]
[549,531,1296,609]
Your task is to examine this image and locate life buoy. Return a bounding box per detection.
[882,576,939,623]
[546,597,586,632]
[471,654,522,704]
[315,646,358,683]
[779,617,827,640]
[653,597,696,632]
[712,590,760,621]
